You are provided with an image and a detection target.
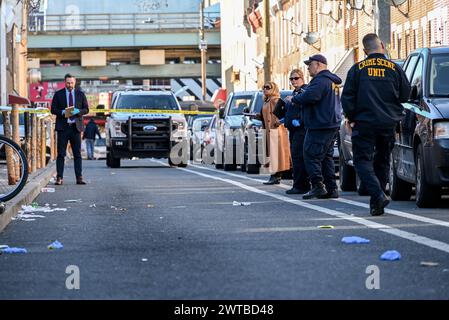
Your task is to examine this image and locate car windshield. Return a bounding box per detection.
[429,54,449,96]
[115,95,179,110]
[228,95,253,116]
[193,118,211,131]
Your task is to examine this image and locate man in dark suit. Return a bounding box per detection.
[51,74,89,185]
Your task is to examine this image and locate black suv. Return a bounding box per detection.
[389,47,449,207]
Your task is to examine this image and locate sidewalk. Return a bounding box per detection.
[0,161,56,233]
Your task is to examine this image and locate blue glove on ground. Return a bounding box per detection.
[292,119,300,127]
[72,108,80,115]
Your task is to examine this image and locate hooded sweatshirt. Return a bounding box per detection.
[292,70,342,130]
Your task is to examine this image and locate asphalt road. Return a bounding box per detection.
[1,158,449,299]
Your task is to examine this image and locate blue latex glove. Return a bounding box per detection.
[72,108,80,115]
[292,119,300,127]
[279,118,285,124]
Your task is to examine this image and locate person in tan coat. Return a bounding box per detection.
[257,81,291,185]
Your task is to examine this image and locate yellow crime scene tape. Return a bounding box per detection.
[0,107,217,115]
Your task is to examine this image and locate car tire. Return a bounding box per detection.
[106,149,120,168]
[389,154,412,201]
[215,148,224,169]
[339,147,356,191]
[415,144,440,208]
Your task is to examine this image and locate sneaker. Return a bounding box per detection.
[263,175,281,185]
[303,185,327,200]
[318,189,339,199]
[370,193,390,216]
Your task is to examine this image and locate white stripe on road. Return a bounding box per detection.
[189,164,449,229]
[158,162,449,254]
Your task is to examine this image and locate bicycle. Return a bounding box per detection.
[0,135,28,212]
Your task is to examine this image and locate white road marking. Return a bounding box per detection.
[190,164,449,229]
[156,161,449,254]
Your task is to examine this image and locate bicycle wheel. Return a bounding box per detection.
[0,136,28,202]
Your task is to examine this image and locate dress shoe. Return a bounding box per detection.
[370,193,390,216]
[303,184,327,200]
[263,175,281,185]
[286,188,309,195]
[55,177,63,185]
[318,189,339,199]
[76,177,86,185]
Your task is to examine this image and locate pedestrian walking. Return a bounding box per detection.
[257,82,291,185]
[51,73,89,185]
[288,54,342,199]
[274,69,311,194]
[341,33,411,216]
[84,118,102,160]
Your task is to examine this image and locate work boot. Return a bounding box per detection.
[370,193,390,216]
[286,187,310,195]
[76,176,87,185]
[318,189,339,199]
[263,175,281,185]
[303,183,327,200]
[55,177,63,185]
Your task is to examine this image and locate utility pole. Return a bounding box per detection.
[1,0,7,106]
[263,0,271,83]
[199,0,207,101]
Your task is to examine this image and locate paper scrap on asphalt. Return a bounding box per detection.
[89,204,97,208]
[233,201,251,206]
[64,199,82,203]
[341,236,370,244]
[380,250,401,261]
[41,188,55,193]
[147,204,155,208]
[48,240,64,250]
[141,258,148,262]
[420,261,439,267]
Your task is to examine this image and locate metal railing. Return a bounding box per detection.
[28,12,220,33]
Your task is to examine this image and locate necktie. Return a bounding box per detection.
[68,90,73,107]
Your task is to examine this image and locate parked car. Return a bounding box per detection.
[215,91,256,170]
[202,114,217,163]
[390,46,449,207]
[189,116,212,161]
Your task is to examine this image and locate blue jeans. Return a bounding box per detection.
[85,139,94,159]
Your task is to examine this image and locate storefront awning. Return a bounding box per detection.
[8,93,31,106]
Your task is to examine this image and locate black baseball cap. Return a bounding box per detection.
[304,54,328,65]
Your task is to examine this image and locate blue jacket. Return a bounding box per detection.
[84,120,101,140]
[284,85,307,132]
[292,70,342,130]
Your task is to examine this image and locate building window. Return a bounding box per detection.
[413,30,418,50]
[397,37,402,59]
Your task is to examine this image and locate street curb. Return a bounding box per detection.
[0,161,56,233]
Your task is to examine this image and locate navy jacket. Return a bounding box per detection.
[284,85,307,132]
[51,88,89,132]
[84,120,101,140]
[292,70,342,130]
[341,53,411,128]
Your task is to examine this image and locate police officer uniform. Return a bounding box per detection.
[342,52,411,215]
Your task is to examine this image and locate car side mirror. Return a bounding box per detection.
[218,107,225,119]
[410,85,419,101]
